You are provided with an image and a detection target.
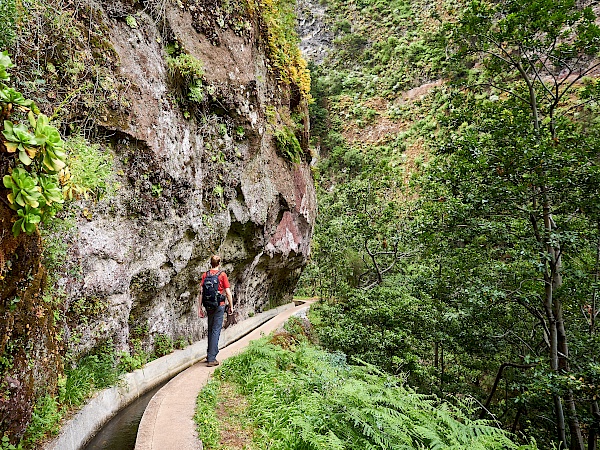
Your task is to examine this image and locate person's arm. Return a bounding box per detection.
[198,275,205,318]
[225,287,233,314]
[198,288,205,317]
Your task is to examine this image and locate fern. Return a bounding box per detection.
[212,338,536,450]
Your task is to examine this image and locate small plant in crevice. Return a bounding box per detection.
[166,44,205,105]
[125,15,138,29]
[174,336,190,349]
[1,434,23,450]
[62,134,114,201]
[153,333,174,358]
[274,125,302,163]
[117,341,149,372]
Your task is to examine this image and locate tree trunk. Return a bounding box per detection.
[538,193,585,449]
[440,344,445,395]
[591,220,600,335]
[589,401,600,450]
[539,199,567,449]
[512,406,524,435]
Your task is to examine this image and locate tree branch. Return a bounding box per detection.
[479,362,537,419]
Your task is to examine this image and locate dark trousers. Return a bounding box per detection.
[206,304,225,362]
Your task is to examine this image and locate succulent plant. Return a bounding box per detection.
[0,51,71,237]
[3,167,42,209]
[0,50,13,81]
[33,113,66,172]
[38,174,64,206]
[13,204,42,236]
[2,120,41,165]
[0,86,36,108]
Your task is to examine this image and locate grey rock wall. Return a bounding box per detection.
[296,0,333,64]
[60,3,316,355]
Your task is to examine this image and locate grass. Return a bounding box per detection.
[194,380,222,448]
[195,380,254,449]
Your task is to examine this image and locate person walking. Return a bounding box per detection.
[199,255,234,367]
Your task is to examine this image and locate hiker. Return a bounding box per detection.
[198,255,234,367]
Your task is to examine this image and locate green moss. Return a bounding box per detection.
[256,0,311,100]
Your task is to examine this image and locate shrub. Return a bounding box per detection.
[0,0,17,50]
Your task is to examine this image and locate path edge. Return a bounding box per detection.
[42,303,294,450]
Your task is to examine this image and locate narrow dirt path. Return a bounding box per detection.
[135,301,312,450]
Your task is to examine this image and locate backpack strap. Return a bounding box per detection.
[203,270,223,284]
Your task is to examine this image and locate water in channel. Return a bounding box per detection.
[83,383,164,450]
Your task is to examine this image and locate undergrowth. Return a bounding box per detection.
[16,343,121,447]
[196,329,537,449]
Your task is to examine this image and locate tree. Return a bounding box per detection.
[435,0,600,447]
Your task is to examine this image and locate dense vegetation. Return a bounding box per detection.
[299,0,600,448]
[196,322,535,449]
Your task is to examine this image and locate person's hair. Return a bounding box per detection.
[210,255,221,268]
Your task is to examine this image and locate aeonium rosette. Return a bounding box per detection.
[0,51,68,236]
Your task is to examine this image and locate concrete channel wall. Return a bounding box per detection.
[43,303,294,450]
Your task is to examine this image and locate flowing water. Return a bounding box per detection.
[83,383,164,450]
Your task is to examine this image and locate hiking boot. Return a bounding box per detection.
[206,360,220,367]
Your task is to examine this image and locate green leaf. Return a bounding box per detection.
[2,121,41,166]
[0,50,13,81]
[38,174,64,205]
[12,204,42,236]
[0,86,35,107]
[3,167,42,209]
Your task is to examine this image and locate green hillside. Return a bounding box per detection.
[299,0,600,448]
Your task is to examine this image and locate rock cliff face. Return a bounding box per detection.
[56,2,316,355]
[0,3,315,433]
[296,0,333,64]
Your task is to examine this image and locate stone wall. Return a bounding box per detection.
[0,1,315,437]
